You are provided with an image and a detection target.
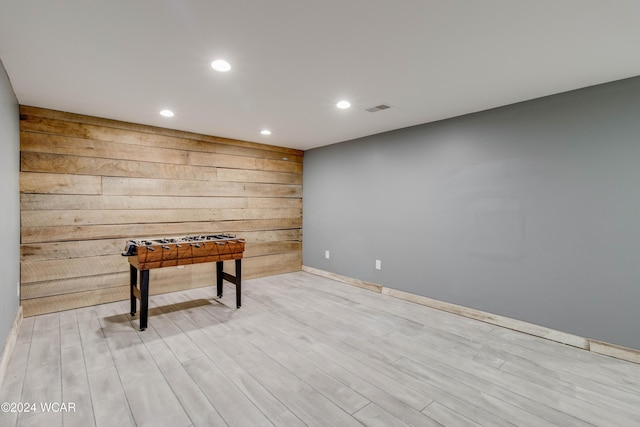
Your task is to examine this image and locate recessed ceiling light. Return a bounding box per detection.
[211,59,231,72]
[160,109,174,117]
[260,129,272,135]
[336,100,351,109]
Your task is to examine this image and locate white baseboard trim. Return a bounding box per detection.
[0,306,23,388]
[302,266,383,293]
[589,340,640,364]
[302,266,640,365]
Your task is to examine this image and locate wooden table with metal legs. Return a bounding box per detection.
[123,234,244,331]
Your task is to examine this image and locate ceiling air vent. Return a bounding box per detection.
[366,104,391,112]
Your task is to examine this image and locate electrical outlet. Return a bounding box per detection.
[375,260,382,270]
[325,250,330,259]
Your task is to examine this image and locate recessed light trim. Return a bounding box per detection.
[160,109,174,117]
[211,59,231,72]
[260,129,272,135]
[336,100,351,109]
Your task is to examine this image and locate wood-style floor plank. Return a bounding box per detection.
[2,271,640,427]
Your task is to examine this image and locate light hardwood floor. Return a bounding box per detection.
[1,271,640,426]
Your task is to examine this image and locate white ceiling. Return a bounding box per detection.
[1,1,640,151]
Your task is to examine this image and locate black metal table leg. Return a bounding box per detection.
[130,265,137,316]
[140,269,149,331]
[216,261,223,297]
[235,259,242,308]
[216,259,242,308]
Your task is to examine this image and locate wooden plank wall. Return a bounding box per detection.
[19,106,303,317]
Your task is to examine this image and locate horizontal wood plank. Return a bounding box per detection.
[21,151,217,181]
[21,239,301,262]
[187,151,302,173]
[22,208,302,227]
[215,143,303,163]
[21,194,245,210]
[247,198,302,209]
[22,249,302,285]
[244,241,302,258]
[217,168,302,185]
[21,271,129,299]
[20,172,102,195]
[22,220,302,243]
[102,177,301,198]
[21,194,301,210]
[21,238,124,262]
[22,254,127,283]
[21,286,130,317]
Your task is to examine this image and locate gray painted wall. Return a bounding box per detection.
[0,59,20,350]
[303,76,640,350]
